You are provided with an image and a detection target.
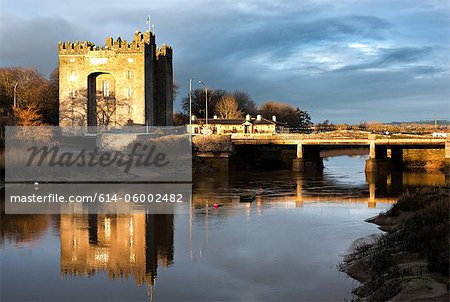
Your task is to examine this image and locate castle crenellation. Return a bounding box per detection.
[156,44,173,58]
[58,31,174,54]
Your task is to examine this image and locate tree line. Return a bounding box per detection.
[0,67,313,128]
[175,88,312,128]
[0,67,59,125]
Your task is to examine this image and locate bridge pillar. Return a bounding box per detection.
[366,135,390,173]
[293,143,305,172]
[293,143,304,171]
[196,152,230,173]
[292,144,323,172]
[390,146,403,169]
[366,168,388,208]
[296,143,303,159]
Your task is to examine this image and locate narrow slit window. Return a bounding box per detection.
[103,81,110,97]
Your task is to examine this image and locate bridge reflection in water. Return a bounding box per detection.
[50,167,449,294]
[191,168,449,209]
[60,214,174,287]
[1,160,447,295]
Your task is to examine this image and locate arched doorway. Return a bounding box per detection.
[87,72,115,126]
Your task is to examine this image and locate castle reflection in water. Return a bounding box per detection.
[1,166,449,289]
[60,214,174,286]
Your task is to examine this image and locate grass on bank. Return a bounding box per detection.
[340,186,449,301]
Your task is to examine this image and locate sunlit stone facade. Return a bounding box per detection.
[58,31,173,126]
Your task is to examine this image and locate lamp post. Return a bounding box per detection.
[189,77,196,125]
[198,80,208,128]
[13,81,19,108]
[13,77,30,109]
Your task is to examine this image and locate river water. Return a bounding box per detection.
[1,155,447,301]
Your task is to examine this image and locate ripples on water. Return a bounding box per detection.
[1,155,447,301]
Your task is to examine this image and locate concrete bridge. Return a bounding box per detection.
[221,133,449,174]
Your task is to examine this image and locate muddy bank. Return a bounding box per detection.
[340,187,449,301]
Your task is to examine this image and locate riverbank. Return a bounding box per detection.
[403,149,446,172]
[340,187,449,301]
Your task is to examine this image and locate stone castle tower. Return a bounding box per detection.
[58,30,173,127]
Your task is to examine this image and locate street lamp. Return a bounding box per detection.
[13,81,19,108]
[189,77,196,125]
[13,77,30,109]
[198,80,208,127]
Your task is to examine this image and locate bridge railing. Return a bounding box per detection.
[278,125,370,133]
[278,127,313,134]
[280,126,443,136]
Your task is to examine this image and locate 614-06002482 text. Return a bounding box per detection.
[9,193,187,203]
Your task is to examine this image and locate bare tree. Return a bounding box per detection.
[181,88,228,118]
[0,67,58,124]
[59,89,88,126]
[259,101,312,128]
[173,112,189,125]
[59,89,131,127]
[215,95,242,119]
[232,91,257,115]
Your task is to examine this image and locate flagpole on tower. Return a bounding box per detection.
[146,15,151,32]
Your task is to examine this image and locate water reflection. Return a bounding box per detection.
[0,213,52,246]
[0,195,52,246]
[0,155,448,301]
[60,214,174,286]
[192,167,448,210]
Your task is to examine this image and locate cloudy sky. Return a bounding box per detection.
[1,0,448,123]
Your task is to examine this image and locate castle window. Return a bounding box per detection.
[69,71,76,82]
[127,70,132,79]
[69,58,75,63]
[128,58,134,63]
[90,58,107,65]
[103,81,110,97]
[126,87,132,97]
[70,90,76,98]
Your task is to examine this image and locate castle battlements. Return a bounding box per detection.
[58,30,161,55]
[157,44,173,59]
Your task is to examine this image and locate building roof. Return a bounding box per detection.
[191,117,286,126]
[191,118,245,125]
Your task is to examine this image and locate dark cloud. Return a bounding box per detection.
[380,47,433,64]
[0,12,95,74]
[0,0,448,122]
[334,46,436,72]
